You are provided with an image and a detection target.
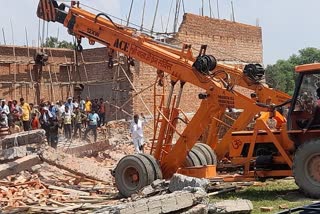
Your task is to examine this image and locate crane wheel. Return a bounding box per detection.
[194,143,214,165]
[195,143,217,165]
[293,140,320,198]
[139,153,163,180]
[134,154,156,185]
[191,148,208,165]
[184,151,201,167]
[114,154,155,197]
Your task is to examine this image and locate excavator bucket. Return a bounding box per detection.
[37,0,58,22]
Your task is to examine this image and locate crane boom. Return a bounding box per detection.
[37,1,320,200]
[37,0,289,178]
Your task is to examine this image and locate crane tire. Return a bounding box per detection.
[114,155,154,197]
[133,154,156,185]
[184,155,193,167]
[293,140,320,198]
[191,148,208,166]
[184,151,201,167]
[139,153,163,180]
[193,143,213,165]
[195,143,217,165]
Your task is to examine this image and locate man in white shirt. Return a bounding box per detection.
[1,99,10,126]
[129,113,147,153]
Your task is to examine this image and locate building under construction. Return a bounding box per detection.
[0,13,262,121]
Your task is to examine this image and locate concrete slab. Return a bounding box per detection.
[1,129,46,149]
[0,155,42,178]
[212,199,253,214]
[169,173,209,192]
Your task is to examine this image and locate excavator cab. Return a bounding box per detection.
[287,64,320,143]
[286,63,320,198]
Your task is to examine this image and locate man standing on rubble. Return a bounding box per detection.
[83,109,100,143]
[130,113,147,153]
[20,98,31,131]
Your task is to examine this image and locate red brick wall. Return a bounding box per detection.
[175,13,263,64]
[0,45,74,103]
[0,46,133,121]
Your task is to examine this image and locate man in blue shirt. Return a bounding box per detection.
[83,109,100,142]
[65,97,74,113]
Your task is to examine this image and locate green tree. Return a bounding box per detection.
[265,47,320,95]
[43,36,75,49]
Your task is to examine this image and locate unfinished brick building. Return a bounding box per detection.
[0,13,262,121]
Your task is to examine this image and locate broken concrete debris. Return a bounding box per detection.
[0,145,33,161]
[39,146,113,183]
[94,188,207,214]
[138,179,169,197]
[0,155,42,179]
[1,129,46,149]
[211,199,253,214]
[169,173,210,192]
[0,124,255,214]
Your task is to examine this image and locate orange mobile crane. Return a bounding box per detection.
[37,0,320,199]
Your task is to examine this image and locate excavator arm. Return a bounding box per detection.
[215,63,291,104]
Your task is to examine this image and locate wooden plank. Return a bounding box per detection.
[53,204,84,213]
[0,155,42,179]
[28,206,59,211]
[48,199,70,207]
[47,185,90,196]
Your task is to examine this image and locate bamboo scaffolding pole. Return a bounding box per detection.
[25,27,36,103]
[110,74,169,117]
[48,65,56,102]
[65,56,73,98]
[80,52,91,97]
[119,64,153,118]
[10,19,17,100]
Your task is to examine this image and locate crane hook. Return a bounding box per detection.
[76,39,83,52]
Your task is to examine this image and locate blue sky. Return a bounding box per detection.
[0,0,319,65]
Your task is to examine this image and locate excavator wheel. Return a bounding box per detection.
[139,153,163,180]
[114,154,155,197]
[191,148,208,166]
[193,143,213,165]
[293,140,320,198]
[184,151,201,167]
[195,143,217,165]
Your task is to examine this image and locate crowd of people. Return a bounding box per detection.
[0,96,106,148]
